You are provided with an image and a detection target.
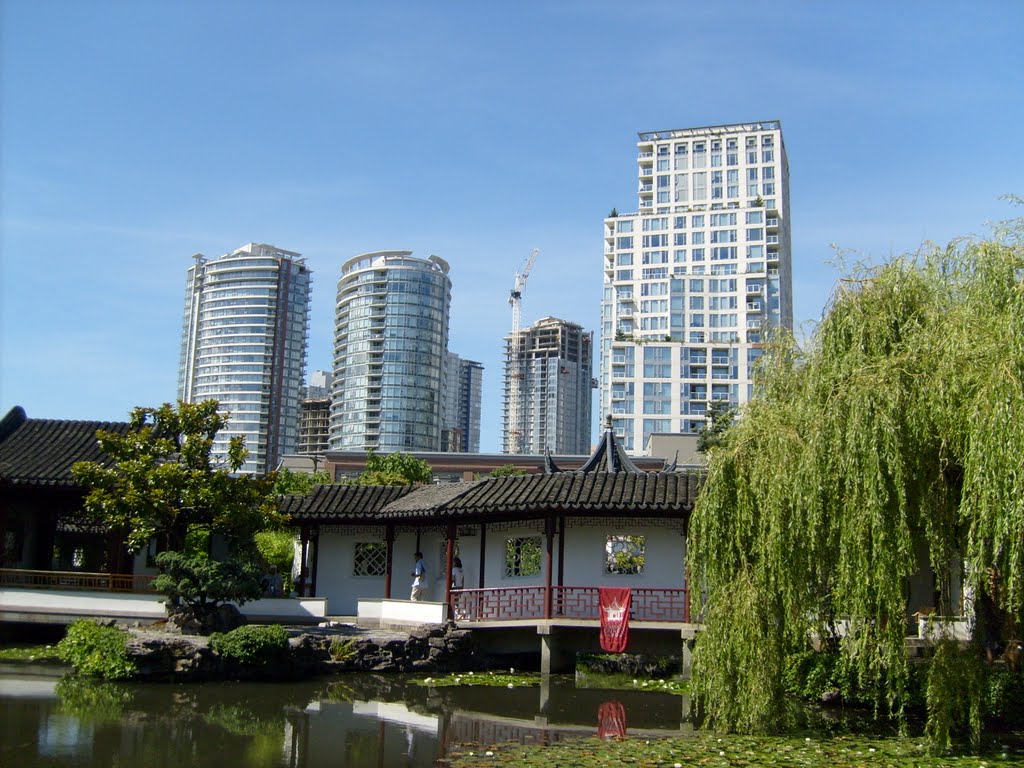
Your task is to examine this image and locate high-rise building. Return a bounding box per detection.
[600,121,792,452]
[178,243,311,473]
[441,353,484,453]
[503,316,594,455]
[329,251,451,452]
[297,370,332,456]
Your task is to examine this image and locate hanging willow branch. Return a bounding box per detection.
[687,222,1024,741]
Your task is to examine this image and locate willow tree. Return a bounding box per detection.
[687,218,1024,745]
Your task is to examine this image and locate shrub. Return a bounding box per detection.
[56,620,137,680]
[153,551,263,610]
[210,624,289,666]
[330,637,357,662]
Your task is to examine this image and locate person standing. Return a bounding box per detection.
[410,551,427,601]
[450,556,466,619]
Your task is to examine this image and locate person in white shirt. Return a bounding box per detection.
[410,552,427,601]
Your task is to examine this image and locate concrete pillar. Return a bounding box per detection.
[680,635,696,680]
[540,631,556,676]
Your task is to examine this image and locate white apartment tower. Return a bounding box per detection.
[329,251,452,452]
[503,316,594,455]
[178,243,312,473]
[600,121,792,452]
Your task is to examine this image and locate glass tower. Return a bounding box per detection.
[178,243,311,474]
[600,121,792,452]
[329,251,452,451]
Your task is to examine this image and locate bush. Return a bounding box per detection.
[782,649,866,705]
[210,624,289,666]
[153,551,263,609]
[56,620,137,680]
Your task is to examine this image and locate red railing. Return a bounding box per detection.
[0,568,156,593]
[452,586,689,623]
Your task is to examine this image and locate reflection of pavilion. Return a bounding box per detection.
[283,678,692,768]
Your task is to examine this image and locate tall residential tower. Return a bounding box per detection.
[329,251,452,452]
[600,121,792,452]
[178,243,311,473]
[503,316,594,455]
[441,353,484,453]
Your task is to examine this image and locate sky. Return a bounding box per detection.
[2,1,1022,454]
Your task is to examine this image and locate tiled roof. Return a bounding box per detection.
[284,482,414,522]
[377,471,702,520]
[0,407,130,488]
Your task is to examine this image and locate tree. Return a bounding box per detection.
[355,451,432,486]
[687,218,1024,747]
[72,401,282,631]
[488,464,529,478]
[72,401,281,553]
[696,400,736,453]
[273,467,332,496]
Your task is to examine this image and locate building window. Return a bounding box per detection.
[605,535,645,575]
[504,537,542,577]
[353,542,387,576]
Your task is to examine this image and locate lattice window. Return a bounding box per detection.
[605,535,646,575]
[504,537,542,577]
[353,542,387,576]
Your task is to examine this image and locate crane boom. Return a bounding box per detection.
[506,248,540,453]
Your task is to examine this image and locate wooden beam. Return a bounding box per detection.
[444,522,456,607]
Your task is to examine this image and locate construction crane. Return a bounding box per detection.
[506,248,540,454]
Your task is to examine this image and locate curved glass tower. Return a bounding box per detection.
[329,251,451,451]
[178,243,311,474]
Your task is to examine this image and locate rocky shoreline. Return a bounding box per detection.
[123,622,482,682]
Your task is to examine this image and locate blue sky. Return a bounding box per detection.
[2,1,1021,453]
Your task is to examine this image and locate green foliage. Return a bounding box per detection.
[56,620,137,680]
[687,218,1024,743]
[329,637,357,661]
[72,400,282,553]
[0,644,61,663]
[924,639,986,752]
[253,530,295,578]
[272,467,331,495]
[152,551,263,609]
[209,624,289,666]
[697,400,736,453]
[356,450,432,486]
[782,649,868,706]
[445,733,1024,768]
[416,670,541,688]
[488,464,528,477]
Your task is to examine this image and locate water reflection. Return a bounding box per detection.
[0,668,690,768]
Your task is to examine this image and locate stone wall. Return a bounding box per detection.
[124,623,482,682]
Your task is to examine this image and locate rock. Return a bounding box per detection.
[821,689,843,706]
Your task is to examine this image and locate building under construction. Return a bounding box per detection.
[502,316,595,455]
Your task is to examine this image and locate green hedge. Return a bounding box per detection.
[210,624,289,666]
[56,620,137,680]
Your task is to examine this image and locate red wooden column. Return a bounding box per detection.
[556,515,566,616]
[384,524,395,599]
[444,522,456,607]
[544,515,554,619]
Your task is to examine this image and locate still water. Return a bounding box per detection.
[0,666,690,767]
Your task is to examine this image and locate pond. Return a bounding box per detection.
[0,666,690,767]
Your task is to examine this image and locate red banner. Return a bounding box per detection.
[599,587,631,652]
[597,700,627,739]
